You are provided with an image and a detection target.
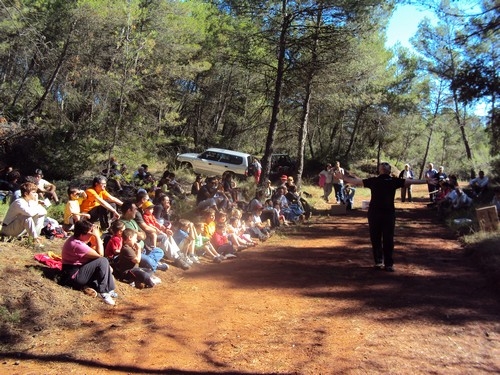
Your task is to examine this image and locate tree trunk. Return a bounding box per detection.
[419,81,445,179]
[343,106,366,164]
[296,9,321,188]
[452,89,473,160]
[29,21,76,117]
[260,2,291,184]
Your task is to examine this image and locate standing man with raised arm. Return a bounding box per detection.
[334,162,436,272]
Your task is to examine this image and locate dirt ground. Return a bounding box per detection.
[1,196,500,374]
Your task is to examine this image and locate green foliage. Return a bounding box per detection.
[0,306,21,324]
[0,203,8,221]
[0,0,492,182]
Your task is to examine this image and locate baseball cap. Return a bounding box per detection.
[142,201,154,210]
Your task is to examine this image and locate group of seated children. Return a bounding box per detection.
[3,166,305,304]
[58,174,284,304]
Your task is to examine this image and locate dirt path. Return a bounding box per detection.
[2,200,500,374]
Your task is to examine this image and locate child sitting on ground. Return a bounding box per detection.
[104,220,125,260]
[342,184,356,210]
[202,208,218,238]
[210,223,237,258]
[173,219,200,265]
[194,222,223,263]
[228,209,257,246]
[216,211,249,251]
[115,228,161,288]
[245,204,272,241]
[63,187,90,231]
[142,200,173,248]
[263,199,287,226]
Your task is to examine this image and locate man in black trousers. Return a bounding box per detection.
[335,162,435,272]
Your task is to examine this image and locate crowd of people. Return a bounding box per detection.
[420,163,496,215]
[1,160,497,304]
[1,162,315,305]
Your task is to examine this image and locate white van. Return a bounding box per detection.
[176,148,253,178]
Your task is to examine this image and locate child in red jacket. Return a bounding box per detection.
[210,223,237,258]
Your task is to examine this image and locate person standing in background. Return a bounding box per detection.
[318,163,333,203]
[332,161,345,204]
[425,163,439,203]
[398,164,414,202]
[335,162,435,272]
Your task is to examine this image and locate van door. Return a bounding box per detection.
[197,150,222,175]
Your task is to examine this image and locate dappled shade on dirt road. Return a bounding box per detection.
[1,200,499,374]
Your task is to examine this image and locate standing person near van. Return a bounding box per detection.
[249,157,262,184]
[335,162,435,272]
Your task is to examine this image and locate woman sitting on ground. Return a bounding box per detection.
[191,175,203,196]
[60,220,118,305]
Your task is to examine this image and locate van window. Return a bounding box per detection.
[201,151,220,161]
[220,153,243,165]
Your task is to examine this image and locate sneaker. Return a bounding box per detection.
[129,282,136,288]
[374,263,384,270]
[156,262,169,271]
[384,266,395,272]
[224,253,237,259]
[100,293,116,305]
[82,287,97,298]
[183,255,194,265]
[174,257,191,270]
[109,290,118,298]
[189,254,201,264]
[150,275,162,285]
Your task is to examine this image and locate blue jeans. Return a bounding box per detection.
[140,246,164,271]
[333,183,344,203]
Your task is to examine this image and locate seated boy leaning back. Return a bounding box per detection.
[115,228,161,288]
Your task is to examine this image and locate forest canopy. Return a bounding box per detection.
[0,0,497,182]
